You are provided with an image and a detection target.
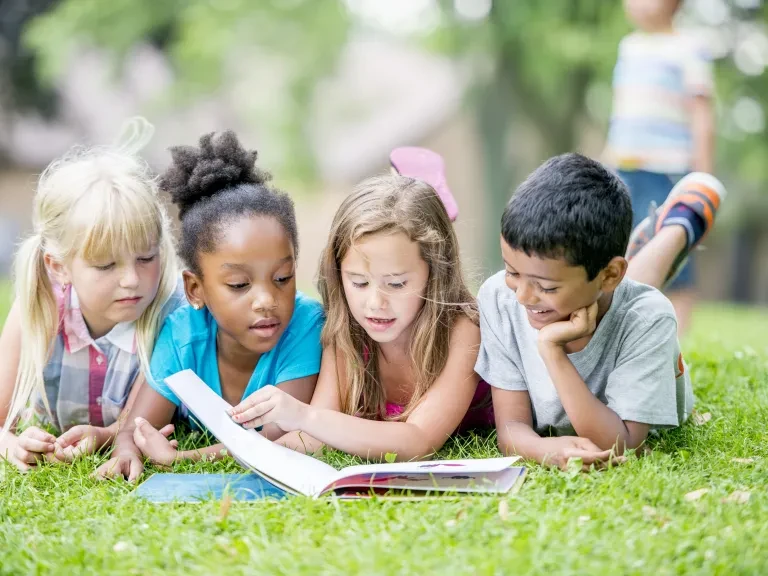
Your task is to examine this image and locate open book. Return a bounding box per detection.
[164,370,526,498]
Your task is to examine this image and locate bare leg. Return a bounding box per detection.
[626,226,687,289]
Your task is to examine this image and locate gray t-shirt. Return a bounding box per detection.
[475,271,693,436]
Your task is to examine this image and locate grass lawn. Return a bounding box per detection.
[1,289,767,575]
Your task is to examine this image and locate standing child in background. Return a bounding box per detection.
[0,124,184,472]
[228,154,493,462]
[98,131,324,481]
[604,0,715,335]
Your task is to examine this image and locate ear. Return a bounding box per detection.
[599,256,628,293]
[43,253,72,286]
[182,270,205,311]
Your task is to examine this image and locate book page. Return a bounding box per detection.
[165,370,338,496]
[326,467,526,496]
[321,457,522,494]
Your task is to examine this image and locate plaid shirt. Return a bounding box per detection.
[27,280,185,432]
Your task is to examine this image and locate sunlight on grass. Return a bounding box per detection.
[1,283,767,574]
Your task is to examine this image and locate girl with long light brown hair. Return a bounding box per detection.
[228,149,493,460]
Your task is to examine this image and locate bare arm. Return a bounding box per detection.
[690,95,715,174]
[257,317,481,461]
[539,344,650,453]
[493,387,621,470]
[0,301,25,459]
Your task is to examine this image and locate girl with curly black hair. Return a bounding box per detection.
[98,131,324,481]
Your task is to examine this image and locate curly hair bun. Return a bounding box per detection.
[161,130,272,217]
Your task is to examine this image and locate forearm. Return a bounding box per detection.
[178,442,228,462]
[300,408,439,461]
[276,430,325,455]
[540,346,630,450]
[496,420,553,462]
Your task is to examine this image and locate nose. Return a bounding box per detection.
[366,286,387,312]
[515,280,537,306]
[119,263,140,290]
[251,286,277,312]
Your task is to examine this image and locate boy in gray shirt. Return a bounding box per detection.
[476,154,726,469]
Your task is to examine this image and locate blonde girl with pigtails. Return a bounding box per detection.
[0,119,185,471]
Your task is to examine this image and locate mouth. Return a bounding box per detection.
[249,318,281,338]
[365,316,396,332]
[525,308,555,322]
[115,296,142,305]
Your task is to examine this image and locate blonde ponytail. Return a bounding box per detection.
[3,234,58,434]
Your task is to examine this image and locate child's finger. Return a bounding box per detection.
[158,424,175,438]
[233,397,277,426]
[128,458,143,483]
[133,426,147,450]
[56,425,88,448]
[23,427,58,444]
[169,440,179,449]
[17,435,55,454]
[229,386,274,415]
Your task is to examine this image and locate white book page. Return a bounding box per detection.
[321,457,522,494]
[164,370,338,496]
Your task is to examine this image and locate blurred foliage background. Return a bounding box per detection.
[1,0,766,301]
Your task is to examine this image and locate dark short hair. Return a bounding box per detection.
[161,131,298,275]
[500,153,632,280]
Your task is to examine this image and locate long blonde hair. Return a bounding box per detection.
[2,139,178,434]
[318,174,477,421]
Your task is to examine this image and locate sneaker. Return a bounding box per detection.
[626,172,727,287]
[389,147,459,221]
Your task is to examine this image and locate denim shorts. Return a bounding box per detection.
[618,169,694,291]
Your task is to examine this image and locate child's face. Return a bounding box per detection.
[189,215,296,356]
[624,0,678,30]
[53,246,162,336]
[341,231,429,348]
[500,238,605,331]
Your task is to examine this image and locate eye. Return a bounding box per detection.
[275,274,294,285]
[388,281,407,290]
[137,254,157,264]
[351,280,368,289]
[227,282,249,291]
[540,287,558,294]
[505,270,519,278]
[94,263,115,271]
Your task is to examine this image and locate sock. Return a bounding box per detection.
[661,204,707,249]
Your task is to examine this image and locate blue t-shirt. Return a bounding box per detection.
[148,292,324,409]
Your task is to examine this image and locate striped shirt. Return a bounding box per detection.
[26,279,185,432]
[604,31,714,175]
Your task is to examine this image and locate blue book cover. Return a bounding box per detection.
[134,473,287,503]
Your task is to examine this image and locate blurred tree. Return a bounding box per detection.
[434,0,767,271]
[432,0,629,270]
[0,0,60,164]
[19,0,350,179]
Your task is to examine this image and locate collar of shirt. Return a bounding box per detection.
[61,284,136,354]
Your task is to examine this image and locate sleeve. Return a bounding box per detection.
[147,319,183,406]
[684,38,714,97]
[604,315,682,427]
[274,301,325,385]
[474,298,527,391]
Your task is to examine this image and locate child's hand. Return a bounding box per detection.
[11,426,58,471]
[132,418,179,467]
[95,448,145,482]
[53,425,113,462]
[229,385,308,432]
[537,302,599,350]
[540,436,624,471]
